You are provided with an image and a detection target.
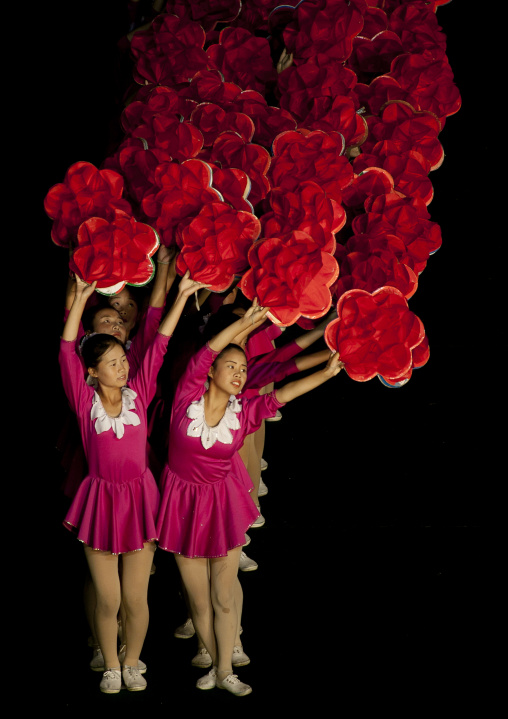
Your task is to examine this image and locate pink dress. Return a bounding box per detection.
[156,344,285,558]
[59,332,170,554]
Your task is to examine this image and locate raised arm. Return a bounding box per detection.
[208,299,269,353]
[158,271,209,338]
[275,352,344,404]
[62,277,97,342]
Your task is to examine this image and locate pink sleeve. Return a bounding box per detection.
[246,323,279,360]
[173,343,219,411]
[241,391,286,435]
[127,306,164,377]
[59,339,93,416]
[244,356,299,390]
[130,331,170,406]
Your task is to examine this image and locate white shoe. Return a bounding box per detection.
[90,646,104,672]
[218,673,252,696]
[122,665,147,691]
[232,645,250,667]
[260,457,268,471]
[118,645,147,674]
[243,533,251,546]
[174,618,195,639]
[100,668,121,694]
[258,478,268,496]
[239,551,258,572]
[251,511,265,528]
[191,647,213,668]
[196,666,217,690]
[265,410,282,422]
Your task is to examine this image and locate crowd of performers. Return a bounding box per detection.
[60,262,342,695]
[48,0,461,698]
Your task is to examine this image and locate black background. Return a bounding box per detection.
[19,1,496,712]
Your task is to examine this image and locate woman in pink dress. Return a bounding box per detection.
[156,301,344,696]
[60,272,206,695]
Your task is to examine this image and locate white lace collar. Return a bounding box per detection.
[91,387,140,439]
[186,394,242,449]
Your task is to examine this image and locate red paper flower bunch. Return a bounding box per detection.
[175,201,262,291]
[141,158,222,247]
[69,210,160,295]
[324,286,427,383]
[240,230,339,326]
[44,162,132,248]
[207,26,278,96]
[130,13,209,87]
[164,0,242,34]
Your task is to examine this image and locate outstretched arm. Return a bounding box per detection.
[208,299,269,353]
[275,352,344,404]
[158,271,209,337]
[62,277,97,342]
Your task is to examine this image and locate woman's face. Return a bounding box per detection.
[209,349,247,395]
[108,290,139,333]
[88,344,129,389]
[91,308,127,344]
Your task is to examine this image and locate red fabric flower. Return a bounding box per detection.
[190,102,255,146]
[301,94,368,147]
[141,159,222,246]
[378,333,430,386]
[388,1,447,58]
[352,191,442,273]
[341,167,394,208]
[44,162,132,248]
[130,13,209,87]
[334,232,418,299]
[175,201,261,291]
[354,150,434,205]
[347,30,403,81]
[207,27,277,96]
[240,230,339,326]
[211,168,254,212]
[270,130,353,203]
[277,61,358,123]
[354,75,407,116]
[261,181,345,253]
[283,0,366,63]
[70,210,159,294]
[179,69,242,109]
[164,0,241,32]
[121,86,185,135]
[209,131,271,206]
[324,286,425,381]
[232,90,297,149]
[104,137,173,206]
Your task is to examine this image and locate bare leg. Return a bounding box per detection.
[209,546,242,681]
[83,570,98,646]
[174,554,217,664]
[234,578,243,646]
[119,542,156,667]
[84,546,121,669]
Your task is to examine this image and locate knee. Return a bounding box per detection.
[211,587,235,615]
[188,593,212,619]
[95,593,121,617]
[122,592,148,617]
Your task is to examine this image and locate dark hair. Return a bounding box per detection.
[212,343,247,368]
[81,333,126,370]
[202,306,241,344]
[82,302,121,333]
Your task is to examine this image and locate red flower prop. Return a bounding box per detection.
[207,27,277,95]
[141,159,222,246]
[70,210,160,295]
[212,168,254,212]
[301,94,368,148]
[130,13,209,87]
[190,102,255,146]
[104,137,173,206]
[341,167,394,208]
[352,191,442,274]
[232,90,297,149]
[175,201,261,291]
[179,69,242,109]
[44,162,132,248]
[354,150,434,205]
[261,181,345,253]
[362,101,444,171]
[388,1,447,58]
[283,0,366,63]
[277,61,358,123]
[270,130,353,203]
[378,333,430,387]
[131,114,204,161]
[240,230,339,326]
[165,0,241,32]
[347,31,403,81]
[324,286,425,382]
[121,86,185,135]
[334,233,419,300]
[209,131,271,206]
